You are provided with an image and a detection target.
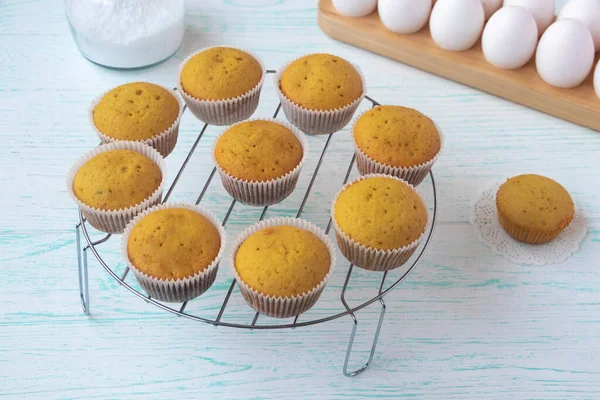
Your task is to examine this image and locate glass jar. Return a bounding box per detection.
[65,0,185,69]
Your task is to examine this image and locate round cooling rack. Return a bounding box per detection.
[74,80,439,376]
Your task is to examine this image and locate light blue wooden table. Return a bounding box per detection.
[2,0,599,398]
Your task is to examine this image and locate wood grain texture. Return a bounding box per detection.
[318,0,600,133]
[1,0,600,398]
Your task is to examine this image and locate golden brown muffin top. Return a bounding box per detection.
[334,176,427,250]
[73,150,162,211]
[354,106,441,168]
[127,208,221,280]
[93,82,180,141]
[235,225,330,297]
[496,174,574,233]
[280,53,362,111]
[180,47,263,101]
[214,120,303,181]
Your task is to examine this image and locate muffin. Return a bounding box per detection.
[212,119,307,206]
[332,174,428,271]
[275,53,365,135]
[67,141,166,234]
[353,106,442,186]
[496,174,575,244]
[91,82,183,157]
[122,203,226,302]
[231,217,336,318]
[178,46,265,125]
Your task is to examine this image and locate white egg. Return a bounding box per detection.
[482,0,503,20]
[332,0,377,18]
[594,61,600,98]
[482,6,538,69]
[536,19,594,88]
[503,0,556,36]
[430,0,485,51]
[379,0,432,34]
[558,0,600,52]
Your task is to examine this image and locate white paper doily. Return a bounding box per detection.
[471,182,586,266]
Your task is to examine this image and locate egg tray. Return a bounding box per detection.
[74,76,438,377]
[318,0,600,132]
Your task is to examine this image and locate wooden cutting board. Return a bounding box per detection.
[318,0,600,132]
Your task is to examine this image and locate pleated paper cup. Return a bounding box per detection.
[230,217,336,318]
[177,46,265,125]
[274,55,366,135]
[497,210,572,244]
[212,118,308,206]
[89,83,184,157]
[352,109,444,186]
[67,141,167,234]
[121,203,226,303]
[331,174,428,271]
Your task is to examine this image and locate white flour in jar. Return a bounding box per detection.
[65,0,185,68]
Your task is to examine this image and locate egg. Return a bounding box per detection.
[536,19,595,88]
[430,0,485,51]
[482,6,538,69]
[379,0,432,34]
[594,61,600,98]
[558,0,600,52]
[503,0,555,36]
[482,0,503,20]
[332,0,377,18]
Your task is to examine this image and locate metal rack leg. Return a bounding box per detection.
[76,223,90,316]
[340,265,387,377]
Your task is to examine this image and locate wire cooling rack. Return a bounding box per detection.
[74,72,438,376]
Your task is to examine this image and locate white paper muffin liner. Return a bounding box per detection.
[211,118,309,206]
[230,217,336,318]
[121,203,226,303]
[89,83,185,157]
[177,46,266,125]
[274,54,366,135]
[351,108,444,186]
[67,141,167,234]
[331,174,429,271]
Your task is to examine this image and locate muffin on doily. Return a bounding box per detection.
[178,46,265,125]
[496,174,574,244]
[352,105,442,186]
[275,53,365,135]
[212,119,307,206]
[67,141,166,234]
[332,174,428,271]
[122,203,226,302]
[91,82,183,157]
[231,217,336,318]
